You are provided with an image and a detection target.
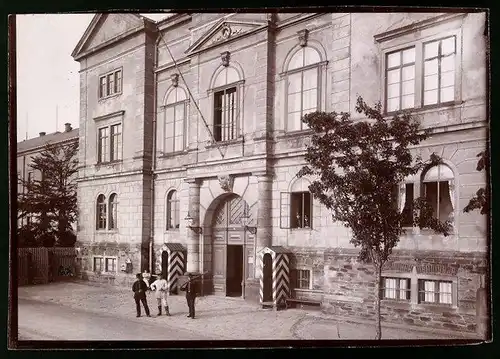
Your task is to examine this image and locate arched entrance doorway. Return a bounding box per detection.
[209,194,255,297]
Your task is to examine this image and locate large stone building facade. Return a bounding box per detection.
[72,12,488,334]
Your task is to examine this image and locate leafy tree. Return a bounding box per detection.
[298,96,452,340]
[463,148,489,215]
[17,141,78,247]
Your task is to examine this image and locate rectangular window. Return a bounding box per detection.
[99,77,107,99]
[110,124,122,161]
[98,69,122,99]
[423,37,456,106]
[97,127,109,163]
[383,35,457,113]
[105,257,117,273]
[402,183,414,227]
[93,257,104,272]
[385,47,416,112]
[418,279,453,304]
[296,269,311,289]
[214,87,237,142]
[165,103,186,153]
[115,70,122,93]
[290,192,312,229]
[381,277,411,300]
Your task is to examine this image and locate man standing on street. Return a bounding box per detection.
[180,272,198,319]
[132,273,151,318]
[150,274,170,317]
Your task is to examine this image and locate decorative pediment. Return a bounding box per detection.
[186,20,268,55]
[72,13,151,61]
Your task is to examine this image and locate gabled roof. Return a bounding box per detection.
[17,129,79,154]
[185,19,268,55]
[71,13,156,61]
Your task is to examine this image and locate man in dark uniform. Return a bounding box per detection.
[132,272,151,317]
[180,272,198,319]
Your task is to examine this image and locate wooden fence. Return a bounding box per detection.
[18,247,77,286]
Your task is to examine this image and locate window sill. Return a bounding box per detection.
[294,288,320,293]
[290,227,313,231]
[98,92,122,102]
[159,150,188,158]
[93,271,117,276]
[95,230,119,234]
[206,138,243,148]
[384,100,464,118]
[164,229,180,233]
[96,160,122,167]
[277,129,313,140]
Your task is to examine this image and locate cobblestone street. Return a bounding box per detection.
[17,281,480,342]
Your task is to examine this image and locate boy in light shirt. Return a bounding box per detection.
[150,274,170,316]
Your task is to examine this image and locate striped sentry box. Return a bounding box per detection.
[161,243,186,294]
[258,246,291,309]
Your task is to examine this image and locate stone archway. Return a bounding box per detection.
[202,193,255,298]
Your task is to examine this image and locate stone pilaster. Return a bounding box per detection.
[185,178,201,273]
[254,171,273,261]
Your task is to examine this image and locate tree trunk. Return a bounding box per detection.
[374,263,382,340]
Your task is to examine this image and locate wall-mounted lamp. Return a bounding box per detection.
[185,213,202,234]
[241,212,257,235]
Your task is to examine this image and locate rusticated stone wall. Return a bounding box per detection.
[322,248,487,333]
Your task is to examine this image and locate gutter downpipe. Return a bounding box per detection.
[149,26,159,275]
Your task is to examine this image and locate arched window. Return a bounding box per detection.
[164,87,188,153]
[109,193,118,229]
[285,47,322,132]
[166,190,180,230]
[96,194,107,230]
[212,66,241,142]
[422,164,455,222]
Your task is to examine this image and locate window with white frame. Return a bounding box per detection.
[166,190,180,230]
[108,193,118,230]
[383,33,458,113]
[93,256,104,272]
[164,87,187,153]
[385,47,416,112]
[211,66,241,143]
[281,178,314,229]
[98,123,122,163]
[418,279,453,304]
[105,257,117,273]
[422,164,455,223]
[285,46,322,132]
[99,69,122,99]
[296,269,311,289]
[96,194,107,230]
[97,127,109,163]
[381,277,411,300]
[110,124,122,161]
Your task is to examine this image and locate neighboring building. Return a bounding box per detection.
[17,123,79,229]
[71,12,488,334]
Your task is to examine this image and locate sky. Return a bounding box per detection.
[15,13,171,142]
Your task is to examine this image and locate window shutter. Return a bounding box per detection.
[280,192,290,229]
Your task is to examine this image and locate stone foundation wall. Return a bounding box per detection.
[322,248,487,333]
[75,241,145,287]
